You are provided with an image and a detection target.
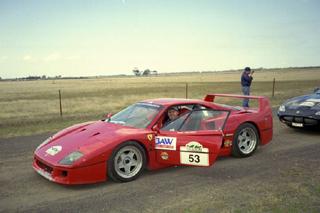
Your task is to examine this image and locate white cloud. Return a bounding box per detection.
[65,55,80,60]
[21,53,78,63]
[43,53,61,62]
[22,55,38,62]
[23,55,32,61]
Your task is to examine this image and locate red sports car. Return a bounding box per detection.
[33,94,273,184]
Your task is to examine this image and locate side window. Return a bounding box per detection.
[180,111,203,131]
[179,110,229,131]
[161,109,229,132]
[161,113,189,131]
[161,104,194,128]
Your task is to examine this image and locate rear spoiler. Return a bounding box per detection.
[204,94,271,112]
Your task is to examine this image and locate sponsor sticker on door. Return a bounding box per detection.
[155,136,177,150]
[180,142,209,166]
[160,151,169,160]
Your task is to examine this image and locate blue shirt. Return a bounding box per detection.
[241,72,253,87]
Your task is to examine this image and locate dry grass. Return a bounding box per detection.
[0,68,320,138]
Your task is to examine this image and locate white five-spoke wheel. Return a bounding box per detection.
[108,142,146,182]
[232,123,259,157]
[114,146,143,179]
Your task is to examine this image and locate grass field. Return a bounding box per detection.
[1,67,320,138]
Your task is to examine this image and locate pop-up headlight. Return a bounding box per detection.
[59,151,84,165]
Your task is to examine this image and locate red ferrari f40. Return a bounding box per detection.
[33,94,273,184]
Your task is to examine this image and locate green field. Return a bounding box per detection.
[1,68,320,138]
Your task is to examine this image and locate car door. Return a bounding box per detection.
[154,109,229,167]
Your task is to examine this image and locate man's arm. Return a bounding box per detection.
[243,74,252,82]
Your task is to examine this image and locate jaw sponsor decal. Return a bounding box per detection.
[45,146,62,156]
[155,136,176,150]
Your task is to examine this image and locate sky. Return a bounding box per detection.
[0,0,320,78]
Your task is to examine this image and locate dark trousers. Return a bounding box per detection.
[242,86,250,107]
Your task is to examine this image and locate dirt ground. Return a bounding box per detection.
[0,112,319,213]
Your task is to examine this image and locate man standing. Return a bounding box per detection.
[241,67,254,107]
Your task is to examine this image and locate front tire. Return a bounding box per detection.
[232,123,259,158]
[108,141,146,182]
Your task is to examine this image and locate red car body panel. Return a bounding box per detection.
[154,131,223,166]
[33,94,273,184]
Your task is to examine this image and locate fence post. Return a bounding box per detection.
[272,78,276,97]
[59,90,63,117]
[186,83,188,99]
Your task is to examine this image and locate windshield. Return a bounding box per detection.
[107,103,162,128]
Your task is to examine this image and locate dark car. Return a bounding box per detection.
[277,88,320,128]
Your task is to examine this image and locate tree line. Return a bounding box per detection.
[132,68,158,76]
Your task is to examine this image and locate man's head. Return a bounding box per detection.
[244,67,251,73]
[167,106,179,121]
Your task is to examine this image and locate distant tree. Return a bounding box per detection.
[133,68,141,76]
[151,70,158,75]
[41,75,46,79]
[142,69,150,76]
[26,76,41,80]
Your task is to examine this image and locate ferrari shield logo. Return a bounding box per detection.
[147,134,153,141]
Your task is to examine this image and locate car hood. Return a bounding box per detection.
[284,93,320,111]
[35,121,146,165]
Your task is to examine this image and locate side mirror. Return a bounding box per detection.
[313,88,320,93]
[104,113,113,120]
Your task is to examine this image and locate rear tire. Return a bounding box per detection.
[232,123,259,158]
[108,141,146,182]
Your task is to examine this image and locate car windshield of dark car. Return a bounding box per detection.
[107,103,161,128]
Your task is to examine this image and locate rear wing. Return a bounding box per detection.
[204,94,271,112]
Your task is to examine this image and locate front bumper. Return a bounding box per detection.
[278,113,319,127]
[33,155,107,184]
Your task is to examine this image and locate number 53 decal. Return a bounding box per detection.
[180,152,209,166]
[189,154,200,163]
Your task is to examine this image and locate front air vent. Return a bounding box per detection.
[91,132,100,137]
